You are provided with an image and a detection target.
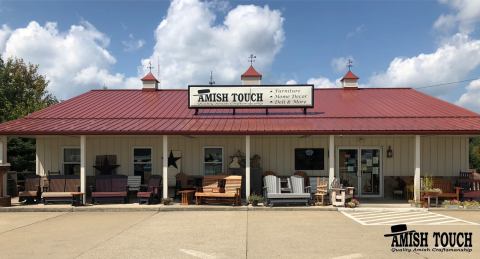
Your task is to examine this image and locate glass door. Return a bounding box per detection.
[360,149,381,196]
[337,147,382,197]
[338,149,359,194]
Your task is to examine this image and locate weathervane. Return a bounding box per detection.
[347,59,353,71]
[209,71,215,85]
[248,54,256,66]
[147,61,153,72]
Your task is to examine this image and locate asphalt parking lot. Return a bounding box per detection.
[0,210,478,258]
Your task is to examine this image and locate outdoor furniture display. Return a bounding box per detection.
[293,171,309,189]
[312,177,328,205]
[195,175,242,205]
[127,175,142,192]
[42,175,82,205]
[423,192,439,207]
[463,181,480,200]
[18,175,41,204]
[90,175,128,204]
[175,172,200,198]
[137,175,162,204]
[421,178,461,201]
[0,164,11,207]
[263,175,311,206]
[330,178,354,207]
[178,190,195,205]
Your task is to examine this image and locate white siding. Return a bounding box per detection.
[36,135,470,178]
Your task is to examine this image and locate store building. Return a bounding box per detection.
[1,65,480,204]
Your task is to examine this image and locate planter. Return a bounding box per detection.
[251,201,259,206]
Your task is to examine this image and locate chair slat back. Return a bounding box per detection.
[147,175,162,192]
[293,171,309,187]
[95,176,112,192]
[224,175,242,194]
[432,179,452,193]
[331,178,342,189]
[127,176,142,191]
[24,176,40,191]
[201,175,225,193]
[48,175,65,192]
[317,177,329,194]
[290,175,305,194]
[65,175,80,192]
[111,175,127,192]
[263,175,278,194]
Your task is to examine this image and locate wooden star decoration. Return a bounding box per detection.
[168,150,181,169]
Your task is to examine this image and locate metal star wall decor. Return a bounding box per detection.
[168,150,181,169]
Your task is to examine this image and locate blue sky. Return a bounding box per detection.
[1,0,480,111]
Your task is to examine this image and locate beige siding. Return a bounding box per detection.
[36,135,469,178]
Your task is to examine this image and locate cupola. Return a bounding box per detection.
[340,70,359,89]
[141,72,159,91]
[241,65,262,85]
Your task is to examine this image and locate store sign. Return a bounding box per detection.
[188,85,314,108]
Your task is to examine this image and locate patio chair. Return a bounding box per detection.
[42,175,80,205]
[137,175,162,204]
[127,175,142,192]
[91,175,128,204]
[330,178,354,207]
[312,177,329,205]
[18,175,41,203]
[263,175,310,207]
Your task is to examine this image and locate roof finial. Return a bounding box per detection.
[347,59,353,71]
[248,54,256,66]
[209,71,215,85]
[147,61,153,73]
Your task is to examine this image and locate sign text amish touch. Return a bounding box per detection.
[188,85,314,108]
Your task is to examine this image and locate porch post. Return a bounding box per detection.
[328,135,335,187]
[163,135,168,199]
[0,136,7,196]
[80,135,86,204]
[245,135,251,200]
[414,135,421,202]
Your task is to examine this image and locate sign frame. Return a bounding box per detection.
[187,84,315,109]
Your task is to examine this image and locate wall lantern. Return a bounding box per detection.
[387,146,393,158]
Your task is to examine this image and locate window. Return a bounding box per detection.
[203,147,223,175]
[133,148,152,183]
[295,148,324,170]
[63,147,80,175]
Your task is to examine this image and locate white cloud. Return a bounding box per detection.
[307,76,338,88]
[0,21,140,99]
[285,79,297,85]
[146,0,284,88]
[331,56,354,73]
[434,0,480,34]
[122,34,145,52]
[368,33,480,93]
[0,24,11,52]
[457,79,480,111]
[346,24,366,39]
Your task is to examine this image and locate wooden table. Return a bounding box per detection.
[71,192,84,206]
[422,192,439,208]
[178,190,195,205]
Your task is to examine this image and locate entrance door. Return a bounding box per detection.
[337,147,382,197]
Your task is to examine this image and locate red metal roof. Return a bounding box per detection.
[0,88,479,135]
[141,72,159,82]
[341,70,359,81]
[241,65,262,79]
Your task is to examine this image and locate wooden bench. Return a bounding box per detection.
[195,175,242,206]
[422,178,461,201]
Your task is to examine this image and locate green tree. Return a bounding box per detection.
[470,137,480,170]
[0,57,58,172]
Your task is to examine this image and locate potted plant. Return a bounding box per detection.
[162,198,173,205]
[346,199,359,208]
[409,199,423,208]
[443,199,460,209]
[462,200,480,209]
[248,194,264,206]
